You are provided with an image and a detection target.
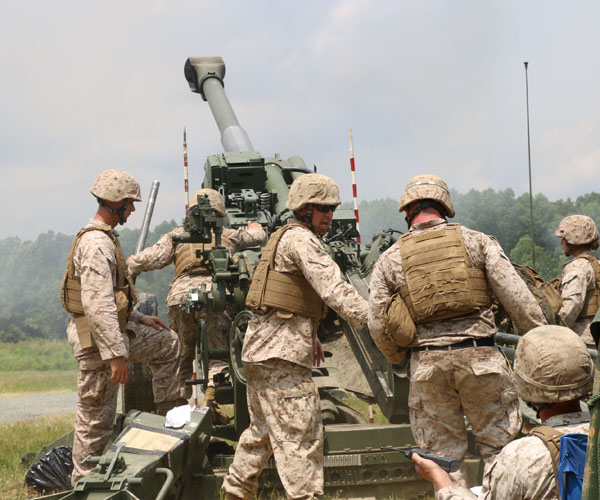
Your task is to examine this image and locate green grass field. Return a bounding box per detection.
[0,341,77,396]
[0,370,77,397]
[0,340,76,372]
[0,414,74,500]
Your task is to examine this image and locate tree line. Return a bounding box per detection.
[1,188,599,342]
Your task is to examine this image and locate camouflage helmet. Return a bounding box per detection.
[513,325,593,403]
[286,173,341,211]
[90,169,142,203]
[398,174,455,218]
[555,215,599,246]
[190,188,226,217]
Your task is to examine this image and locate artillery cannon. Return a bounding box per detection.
[27,57,487,499]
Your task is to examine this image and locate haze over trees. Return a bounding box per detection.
[1,188,599,342]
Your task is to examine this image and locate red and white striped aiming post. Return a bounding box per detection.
[183,127,197,406]
[184,127,190,215]
[348,129,361,244]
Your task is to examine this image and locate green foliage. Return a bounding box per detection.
[0,340,76,371]
[341,198,403,242]
[509,236,568,282]
[0,221,178,342]
[2,189,600,341]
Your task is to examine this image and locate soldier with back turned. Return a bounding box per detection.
[368,174,547,486]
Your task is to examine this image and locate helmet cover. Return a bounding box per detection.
[398,174,454,218]
[286,173,341,211]
[513,325,593,403]
[555,215,599,246]
[190,188,226,217]
[90,169,142,203]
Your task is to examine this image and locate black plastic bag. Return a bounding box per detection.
[25,445,73,494]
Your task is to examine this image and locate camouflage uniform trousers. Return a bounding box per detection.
[167,305,230,399]
[408,346,521,486]
[222,358,324,500]
[71,324,180,486]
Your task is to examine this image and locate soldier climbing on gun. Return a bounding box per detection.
[127,188,264,424]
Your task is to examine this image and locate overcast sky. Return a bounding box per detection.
[2,0,599,240]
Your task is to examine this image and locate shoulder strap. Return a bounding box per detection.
[529,425,563,498]
[65,225,113,278]
[574,254,600,280]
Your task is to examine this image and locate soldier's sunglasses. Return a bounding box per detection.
[313,204,337,213]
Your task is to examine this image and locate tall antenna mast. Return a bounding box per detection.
[524,61,536,269]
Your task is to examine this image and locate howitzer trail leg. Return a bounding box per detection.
[223,360,323,500]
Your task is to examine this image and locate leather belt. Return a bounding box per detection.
[412,337,495,352]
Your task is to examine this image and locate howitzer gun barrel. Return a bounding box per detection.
[135,180,160,255]
[495,331,597,360]
[184,57,253,152]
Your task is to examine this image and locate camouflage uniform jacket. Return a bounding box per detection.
[368,219,546,358]
[127,225,265,306]
[436,412,589,500]
[558,253,597,345]
[66,220,143,366]
[242,222,368,368]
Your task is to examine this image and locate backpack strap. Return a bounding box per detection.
[529,425,563,498]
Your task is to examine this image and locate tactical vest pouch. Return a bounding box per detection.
[398,223,491,324]
[61,275,84,315]
[514,264,563,324]
[261,270,324,319]
[61,225,136,346]
[246,224,325,319]
[384,292,417,346]
[574,254,600,318]
[115,287,131,333]
[74,315,94,349]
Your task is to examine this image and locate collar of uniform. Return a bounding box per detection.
[410,218,447,232]
[86,218,117,236]
[544,411,589,427]
[289,217,321,237]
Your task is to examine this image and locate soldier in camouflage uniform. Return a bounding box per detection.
[127,188,265,424]
[413,324,592,499]
[368,174,547,486]
[221,174,368,500]
[556,214,600,347]
[61,170,182,487]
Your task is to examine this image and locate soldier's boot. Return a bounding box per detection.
[203,387,230,425]
[157,397,188,416]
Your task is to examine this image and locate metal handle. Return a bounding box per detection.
[155,467,174,500]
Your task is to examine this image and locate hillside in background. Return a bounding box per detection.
[3,188,600,341]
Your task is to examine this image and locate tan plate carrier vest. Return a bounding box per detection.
[570,254,600,319]
[174,230,231,278]
[60,226,137,348]
[246,223,326,319]
[398,223,491,324]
